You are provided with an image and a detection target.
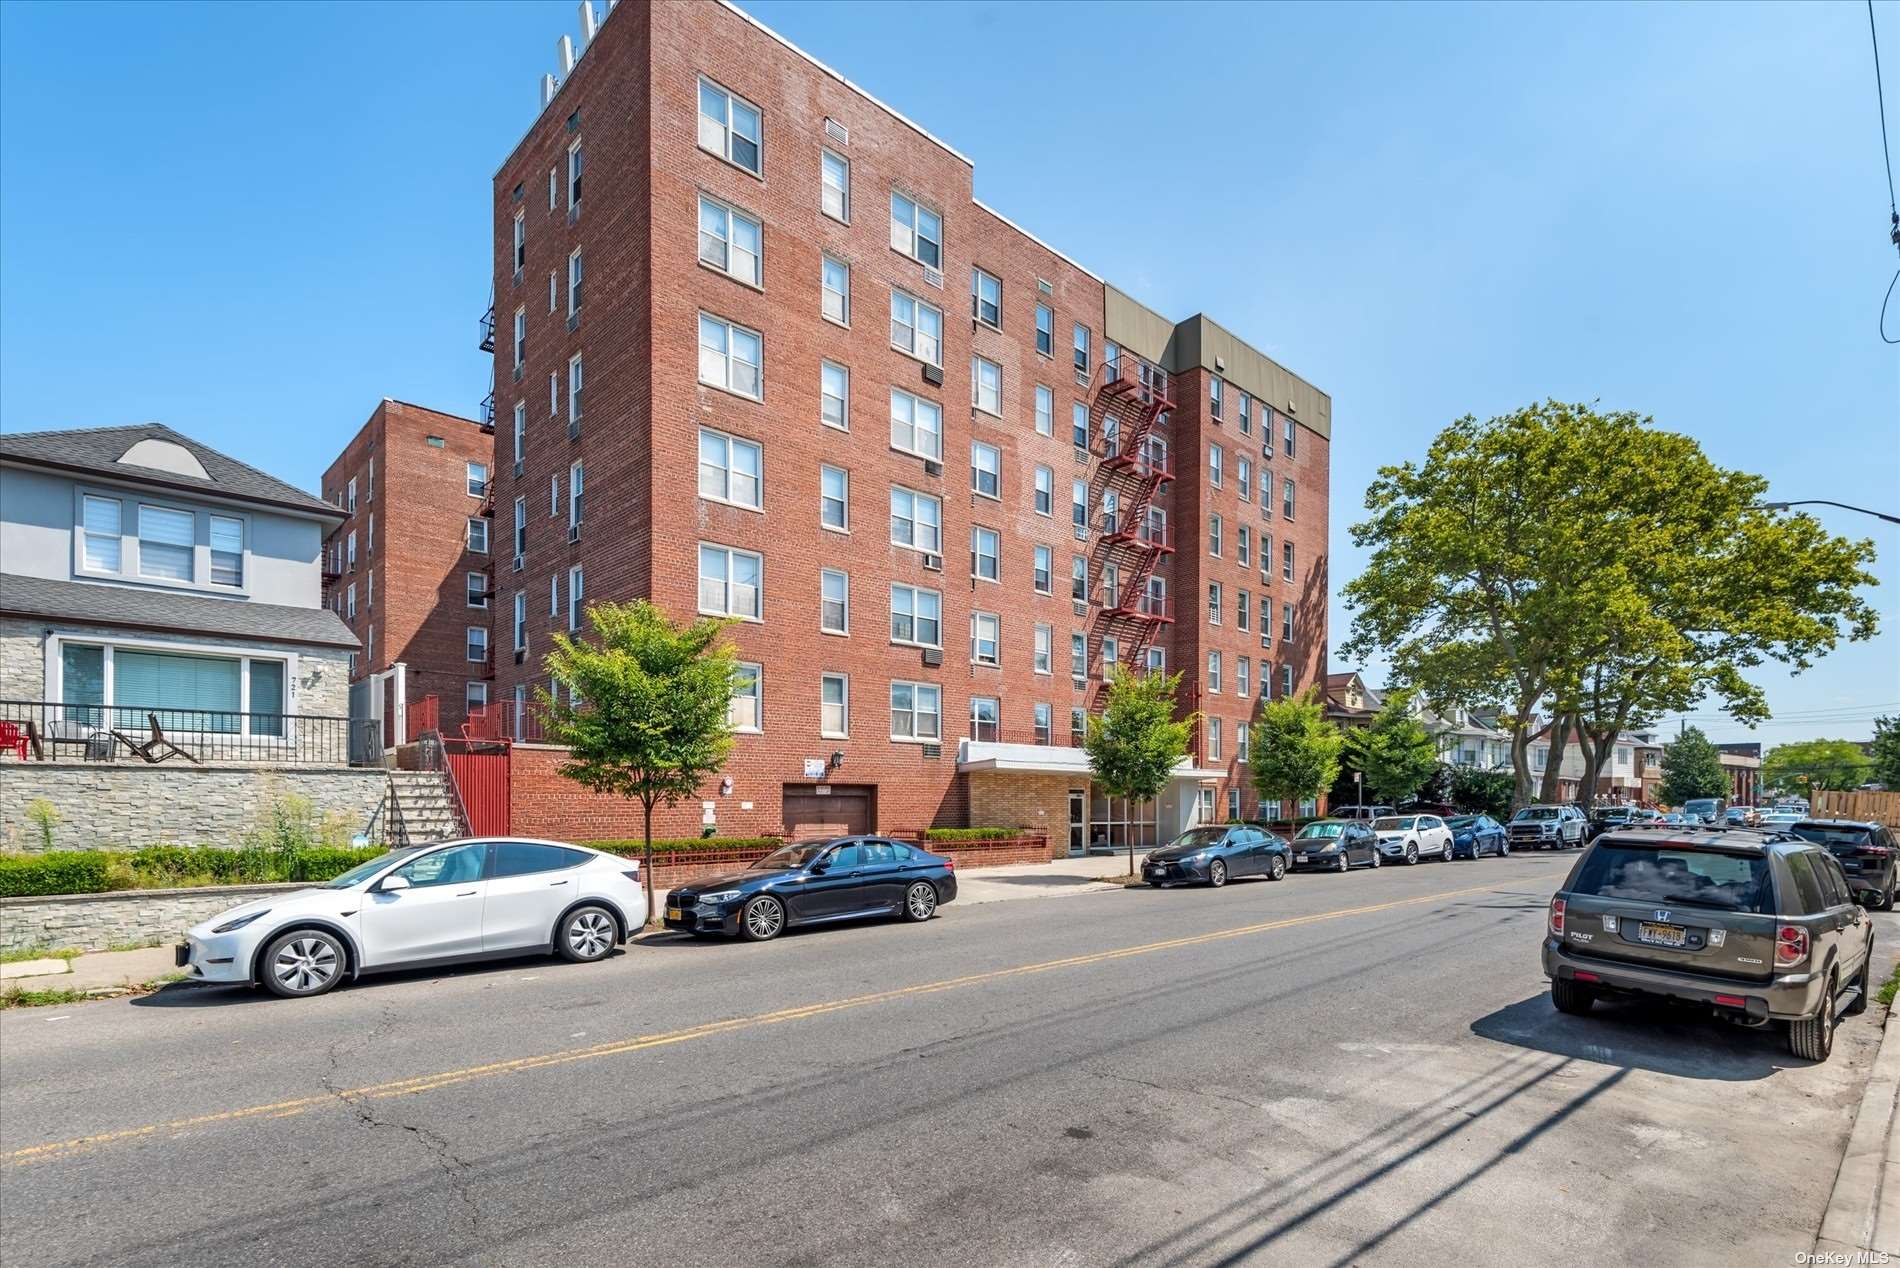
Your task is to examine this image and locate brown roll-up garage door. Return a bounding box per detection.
[782,784,874,837]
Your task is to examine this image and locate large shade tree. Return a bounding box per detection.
[538,600,742,911]
[1763,739,1874,803]
[1084,669,1194,874]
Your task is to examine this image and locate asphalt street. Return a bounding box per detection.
[1,851,1890,1267]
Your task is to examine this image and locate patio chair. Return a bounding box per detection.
[110,714,201,765]
[0,721,26,761]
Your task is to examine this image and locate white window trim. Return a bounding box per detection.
[467,571,488,610]
[972,355,1003,417]
[889,583,943,650]
[697,425,765,513]
[71,486,255,598]
[889,680,943,744]
[820,567,850,636]
[889,387,943,462]
[568,565,584,632]
[971,524,1000,584]
[821,360,850,432]
[889,288,945,368]
[820,149,850,223]
[697,542,764,623]
[698,311,765,402]
[729,662,763,734]
[44,633,301,745]
[889,485,943,555]
[819,464,850,534]
[820,672,850,738]
[697,74,764,178]
[971,440,1002,501]
[972,266,1003,330]
[695,192,764,290]
[821,254,851,327]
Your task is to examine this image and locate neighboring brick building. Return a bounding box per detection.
[484,0,1332,850]
[319,399,494,738]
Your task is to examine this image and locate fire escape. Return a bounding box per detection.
[478,294,497,428]
[1088,357,1175,705]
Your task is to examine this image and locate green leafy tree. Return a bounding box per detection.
[1343,401,1878,811]
[538,600,741,910]
[1763,739,1874,803]
[1870,716,1900,790]
[1249,690,1344,825]
[1658,727,1727,806]
[1449,767,1515,818]
[1341,692,1440,804]
[1084,669,1194,874]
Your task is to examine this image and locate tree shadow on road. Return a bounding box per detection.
[1470,992,1805,1081]
[127,949,635,1008]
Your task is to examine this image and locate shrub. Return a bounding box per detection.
[0,851,112,898]
[583,837,781,858]
[25,799,61,850]
[922,827,1023,841]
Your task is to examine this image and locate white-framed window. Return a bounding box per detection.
[1238,391,1252,436]
[697,543,763,620]
[568,352,584,428]
[513,495,528,558]
[567,247,584,318]
[467,571,488,609]
[466,517,489,554]
[1284,415,1297,457]
[467,461,489,498]
[512,401,527,471]
[1073,323,1090,374]
[1238,456,1252,502]
[1033,702,1052,746]
[890,584,942,647]
[1035,304,1053,357]
[891,682,942,741]
[698,427,763,509]
[1283,540,1296,581]
[1208,650,1222,693]
[1208,581,1223,625]
[820,568,849,634]
[1282,663,1295,699]
[697,76,762,175]
[971,525,999,581]
[549,473,560,517]
[1071,479,1088,532]
[1283,477,1295,520]
[467,625,488,662]
[512,210,525,273]
[1226,787,1240,820]
[1209,513,1223,558]
[1102,635,1119,671]
[1033,466,1054,516]
[1146,645,1165,672]
[548,269,558,314]
[51,640,293,737]
[80,494,121,571]
[346,477,358,513]
[1035,384,1054,436]
[1263,407,1276,458]
[512,307,526,371]
[971,441,1001,498]
[1209,443,1223,488]
[567,137,584,211]
[889,191,942,268]
[513,590,527,652]
[971,611,1000,665]
[1237,656,1251,699]
[1260,595,1273,647]
[821,673,849,737]
[1238,589,1252,632]
[697,194,763,286]
[890,485,942,554]
[209,515,243,587]
[970,695,1000,741]
[698,312,763,399]
[820,149,849,221]
[1071,401,1089,449]
[889,388,943,460]
[1071,554,1088,603]
[466,680,488,713]
[346,582,357,620]
[890,289,943,366]
[971,355,1002,415]
[1210,376,1224,422]
[1033,544,1053,594]
[972,267,1001,328]
[549,370,559,417]
[1283,602,1295,644]
[1071,632,1087,679]
[1237,525,1252,569]
[820,465,849,531]
[1033,624,1052,675]
[821,255,850,325]
[138,505,194,581]
[722,662,761,732]
[568,565,584,632]
[821,361,850,430]
[1208,718,1222,762]
[1238,721,1251,762]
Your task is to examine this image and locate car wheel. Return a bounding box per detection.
[558,905,617,962]
[1499,839,1510,858]
[903,881,938,922]
[1789,976,1838,1061]
[1880,883,1896,913]
[1404,843,1418,866]
[740,894,785,942]
[1550,978,1594,1016]
[1334,851,1349,873]
[1442,839,1455,862]
[261,929,346,999]
[1368,848,1381,869]
[1268,855,1287,881]
[1208,859,1229,888]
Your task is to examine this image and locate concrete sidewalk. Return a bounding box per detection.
[2,945,177,993]
[1816,1002,1900,1260]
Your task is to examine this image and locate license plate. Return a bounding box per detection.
[1638,921,1688,948]
[1296,854,1308,863]
[665,906,682,922]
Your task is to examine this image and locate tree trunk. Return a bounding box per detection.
[1510,724,1534,811]
[641,796,655,919]
[1538,714,1572,804]
[1574,728,1603,811]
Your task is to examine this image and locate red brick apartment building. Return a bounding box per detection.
[320,399,495,739]
[482,0,1331,851]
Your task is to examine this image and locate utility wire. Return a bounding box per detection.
[1871,1,1900,341]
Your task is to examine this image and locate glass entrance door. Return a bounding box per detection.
[1068,790,1086,857]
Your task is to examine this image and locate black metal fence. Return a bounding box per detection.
[0,700,369,767]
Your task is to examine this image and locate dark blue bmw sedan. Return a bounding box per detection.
[664,836,957,941]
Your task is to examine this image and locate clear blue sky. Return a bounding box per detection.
[2,0,1895,746]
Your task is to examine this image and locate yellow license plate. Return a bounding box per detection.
[1638,921,1688,948]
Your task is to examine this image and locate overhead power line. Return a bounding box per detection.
[1870,0,1900,341]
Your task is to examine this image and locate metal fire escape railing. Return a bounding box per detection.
[1088,356,1176,698]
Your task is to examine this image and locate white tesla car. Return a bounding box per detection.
[177,838,647,998]
[1370,814,1456,864]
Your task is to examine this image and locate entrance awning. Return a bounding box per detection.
[957,739,1221,780]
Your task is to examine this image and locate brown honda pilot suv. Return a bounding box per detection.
[1542,826,1876,1061]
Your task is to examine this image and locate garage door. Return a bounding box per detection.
[782,784,874,837]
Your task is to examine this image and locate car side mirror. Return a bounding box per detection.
[809,862,829,875]
[379,874,411,893]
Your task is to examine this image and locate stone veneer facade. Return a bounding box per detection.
[0,882,306,954]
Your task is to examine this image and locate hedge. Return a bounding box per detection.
[582,837,783,858]
[922,827,1026,841]
[0,851,112,898]
[0,845,388,898]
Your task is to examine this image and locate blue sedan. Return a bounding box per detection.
[1447,814,1509,859]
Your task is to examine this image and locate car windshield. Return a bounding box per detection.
[1297,822,1344,839]
[323,849,419,889]
[1684,800,1719,814]
[751,841,834,870]
[1170,828,1229,850]
[1447,816,1479,829]
[1514,807,1559,821]
[1791,825,1875,848]
[1570,845,1771,913]
[1372,817,1416,831]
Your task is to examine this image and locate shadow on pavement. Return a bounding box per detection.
[1470,992,1803,1081]
[128,948,632,1008]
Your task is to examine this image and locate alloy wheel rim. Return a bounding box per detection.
[908,883,936,918]
[570,911,613,957]
[1211,862,1226,886]
[274,937,338,992]
[747,899,782,937]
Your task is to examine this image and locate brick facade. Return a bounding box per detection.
[319,400,494,736]
[467,2,1331,843]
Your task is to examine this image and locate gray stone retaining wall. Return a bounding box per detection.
[0,882,307,954]
[0,765,388,851]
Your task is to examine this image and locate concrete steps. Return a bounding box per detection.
[386,770,465,844]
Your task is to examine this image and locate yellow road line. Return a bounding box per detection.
[6,877,1523,1166]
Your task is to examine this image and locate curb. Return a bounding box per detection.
[1816,1003,1900,1258]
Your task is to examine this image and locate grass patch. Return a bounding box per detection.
[0,972,186,1010]
[1097,872,1151,888]
[1877,960,1900,1008]
[0,947,83,965]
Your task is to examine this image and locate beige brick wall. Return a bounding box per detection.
[969,772,1076,859]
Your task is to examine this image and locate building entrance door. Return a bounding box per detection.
[1068,789,1087,857]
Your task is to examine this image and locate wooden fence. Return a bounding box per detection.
[1812,790,1900,830]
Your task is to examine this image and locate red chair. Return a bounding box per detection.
[0,721,28,761]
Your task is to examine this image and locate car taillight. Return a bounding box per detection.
[1549,897,1566,936]
[622,862,640,879]
[943,858,955,871]
[1775,925,1810,966]
[1864,846,1891,857]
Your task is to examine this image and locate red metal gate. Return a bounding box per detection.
[444,742,511,836]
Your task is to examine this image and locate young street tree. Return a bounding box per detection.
[538,600,741,912]
[1658,726,1727,806]
[1342,692,1440,805]
[1250,690,1344,826]
[1763,740,1874,803]
[1870,716,1900,790]
[1084,669,1194,874]
[1342,401,1878,810]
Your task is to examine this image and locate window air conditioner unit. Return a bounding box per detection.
[922,267,943,290]
[1073,524,1088,541]
[921,363,944,387]
[1072,600,1088,617]
[1073,446,1090,463]
[921,553,942,572]
[568,522,582,543]
[922,459,942,477]
[511,554,525,572]
[921,648,943,667]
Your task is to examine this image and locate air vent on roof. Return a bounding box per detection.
[922,267,943,290]
[824,117,849,145]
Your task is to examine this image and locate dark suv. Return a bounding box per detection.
[1791,819,1897,911]
[1542,827,1875,1061]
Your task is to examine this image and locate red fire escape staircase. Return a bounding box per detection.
[1088,359,1176,703]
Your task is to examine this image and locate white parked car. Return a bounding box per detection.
[1371,814,1455,864]
[177,838,648,999]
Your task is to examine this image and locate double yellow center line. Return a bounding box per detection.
[6,878,1518,1166]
